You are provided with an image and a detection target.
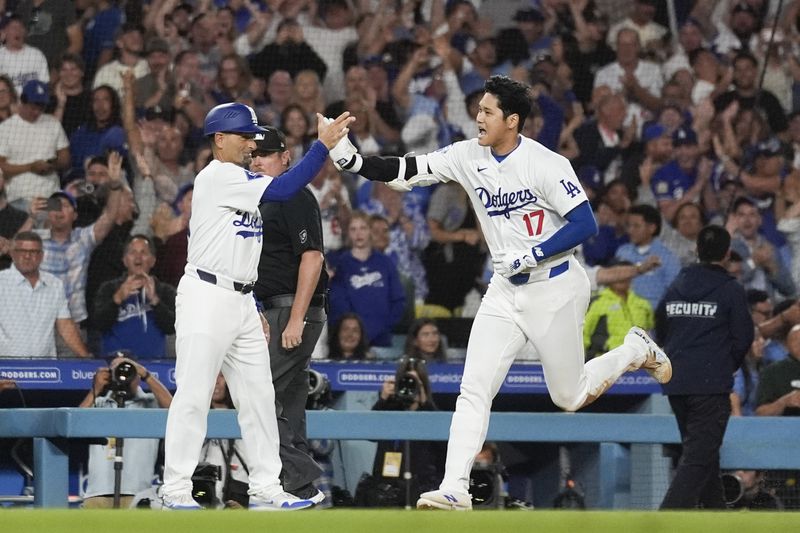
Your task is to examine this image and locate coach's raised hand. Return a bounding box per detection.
[316,112,354,150]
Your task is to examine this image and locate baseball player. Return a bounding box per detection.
[160,102,352,511]
[329,76,672,510]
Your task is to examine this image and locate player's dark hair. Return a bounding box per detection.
[404,318,446,362]
[696,224,730,263]
[628,204,662,236]
[484,75,533,133]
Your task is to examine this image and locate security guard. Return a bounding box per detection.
[655,225,754,509]
[252,126,328,504]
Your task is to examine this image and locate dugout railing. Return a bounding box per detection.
[1,409,799,508]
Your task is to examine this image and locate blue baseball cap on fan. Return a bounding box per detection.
[642,123,668,143]
[21,79,50,105]
[672,126,698,146]
[48,190,78,210]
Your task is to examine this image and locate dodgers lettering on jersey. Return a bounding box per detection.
[664,301,718,318]
[426,136,587,261]
[186,159,274,282]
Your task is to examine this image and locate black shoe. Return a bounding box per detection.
[291,483,325,504]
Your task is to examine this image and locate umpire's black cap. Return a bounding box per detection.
[253,126,287,156]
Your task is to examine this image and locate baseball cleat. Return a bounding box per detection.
[625,326,672,384]
[249,491,314,511]
[290,483,326,505]
[160,491,202,511]
[416,489,473,510]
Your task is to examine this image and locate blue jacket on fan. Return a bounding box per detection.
[655,264,754,395]
[328,249,406,348]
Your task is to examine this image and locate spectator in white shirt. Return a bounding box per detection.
[0,231,90,358]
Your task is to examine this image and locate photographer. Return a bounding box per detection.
[79,354,172,508]
[360,357,445,506]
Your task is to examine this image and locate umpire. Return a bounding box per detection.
[252,126,327,503]
[655,224,753,509]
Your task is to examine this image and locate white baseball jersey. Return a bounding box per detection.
[414,136,659,499]
[187,160,274,283]
[426,136,588,266]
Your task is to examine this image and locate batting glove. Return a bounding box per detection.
[325,117,359,171]
[495,249,538,278]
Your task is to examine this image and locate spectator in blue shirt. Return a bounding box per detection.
[615,204,681,309]
[91,234,176,359]
[651,126,712,222]
[329,211,405,358]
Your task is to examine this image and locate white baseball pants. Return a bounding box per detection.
[162,276,282,497]
[440,257,645,493]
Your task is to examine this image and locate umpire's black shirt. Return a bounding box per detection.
[254,187,327,299]
[655,263,754,395]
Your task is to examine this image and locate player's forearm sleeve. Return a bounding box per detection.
[535,201,598,260]
[340,154,420,183]
[261,141,328,202]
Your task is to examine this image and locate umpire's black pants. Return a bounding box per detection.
[660,394,731,509]
[263,298,326,492]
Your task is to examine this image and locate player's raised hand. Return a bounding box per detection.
[322,114,360,170]
[316,112,354,150]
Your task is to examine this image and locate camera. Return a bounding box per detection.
[394,373,419,407]
[191,462,222,509]
[109,361,138,397]
[393,358,424,407]
[307,369,332,410]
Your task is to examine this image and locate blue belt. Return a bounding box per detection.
[508,260,569,286]
[196,269,255,294]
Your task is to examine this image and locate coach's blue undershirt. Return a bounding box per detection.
[260,141,328,202]
[533,201,598,260]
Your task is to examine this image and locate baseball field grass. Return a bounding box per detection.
[2,509,797,533]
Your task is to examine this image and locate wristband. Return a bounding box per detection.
[141,371,151,381]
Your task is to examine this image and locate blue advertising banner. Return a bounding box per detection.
[0,359,660,395]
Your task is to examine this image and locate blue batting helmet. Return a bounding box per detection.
[203,102,267,136]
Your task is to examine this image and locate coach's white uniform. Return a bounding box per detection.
[421,137,647,494]
[162,159,283,498]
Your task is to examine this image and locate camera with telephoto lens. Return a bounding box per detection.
[307,369,332,410]
[393,358,423,408]
[109,361,138,397]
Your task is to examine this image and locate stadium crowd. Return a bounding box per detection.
[2,0,800,507]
